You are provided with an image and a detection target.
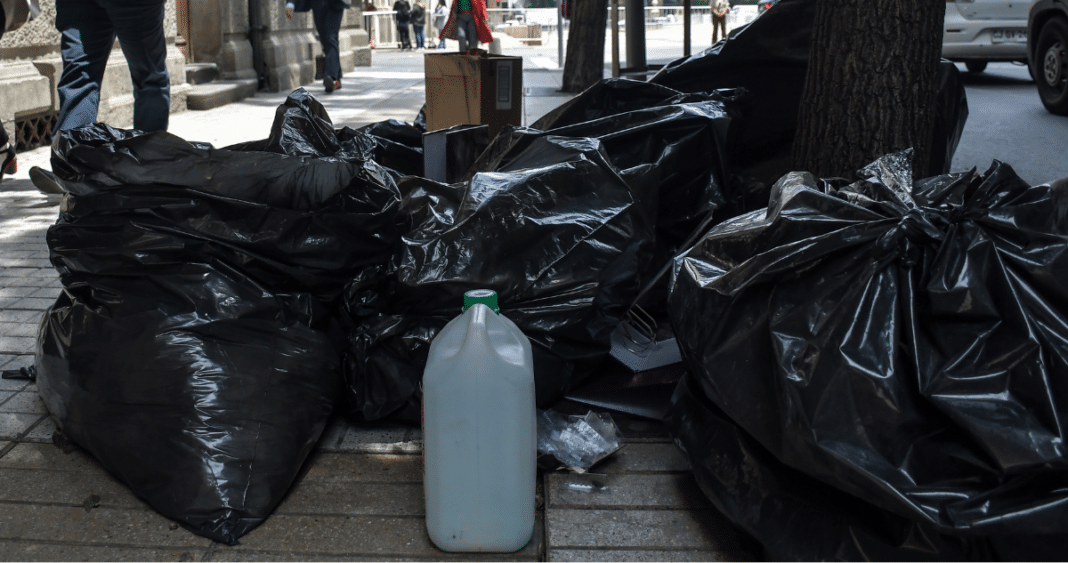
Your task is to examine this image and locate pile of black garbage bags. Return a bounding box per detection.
[30,0,1068,558]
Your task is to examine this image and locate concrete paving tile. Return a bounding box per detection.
[1,391,47,414]
[0,250,34,259]
[0,335,36,353]
[591,443,692,474]
[23,415,56,443]
[0,503,212,548]
[29,287,61,298]
[336,424,418,454]
[0,467,145,508]
[547,473,710,511]
[549,549,734,561]
[0,296,19,308]
[545,508,746,551]
[219,512,542,561]
[314,417,348,452]
[0,391,12,405]
[275,480,424,516]
[0,375,29,392]
[0,443,100,472]
[11,297,56,310]
[0,287,37,298]
[0,310,42,323]
[0,413,44,440]
[0,440,9,452]
[0,321,39,337]
[0,541,208,562]
[301,452,422,483]
[0,267,41,278]
[0,277,44,287]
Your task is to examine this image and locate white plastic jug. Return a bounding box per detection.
[422,289,536,552]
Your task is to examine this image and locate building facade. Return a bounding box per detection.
[0,0,370,149]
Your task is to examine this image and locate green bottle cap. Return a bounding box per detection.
[463,289,500,314]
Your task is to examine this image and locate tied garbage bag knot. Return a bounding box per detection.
[667,150,1068,561]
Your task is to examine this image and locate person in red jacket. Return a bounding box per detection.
[438,0,492,52]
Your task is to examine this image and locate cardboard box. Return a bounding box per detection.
[424,52,522,141]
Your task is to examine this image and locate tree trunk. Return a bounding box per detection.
[792,0,945,180]
[562,0,609,92]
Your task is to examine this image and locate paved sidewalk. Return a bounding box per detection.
[0,49,756,561]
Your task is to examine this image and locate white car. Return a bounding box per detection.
[943,0,1030,73]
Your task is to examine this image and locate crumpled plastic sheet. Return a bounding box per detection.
[36,91,402,545]
[466,84,736,307]
[649,0,968,199]
[666,151,1068,560]
[340,135,656,423]
[536,409,623,473]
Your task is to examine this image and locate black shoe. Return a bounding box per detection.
[29,166,65,195]
[0,144,15,182]
[323,76,335,93]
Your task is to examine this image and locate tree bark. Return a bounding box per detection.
[562,0,610,92]
[792,0,945,180]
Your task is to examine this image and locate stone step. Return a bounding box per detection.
[184,62,220,85]
[186,79,258,111]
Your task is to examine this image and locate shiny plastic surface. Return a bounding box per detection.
[423,303,535,552]
[667,152,1068,559]
[341,136,655,423]
[35,92,402,544]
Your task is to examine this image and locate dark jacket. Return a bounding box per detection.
[289,0,350,12]
[410,3,425,25]
[393,0,410,23]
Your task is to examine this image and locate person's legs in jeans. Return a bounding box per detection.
[103,0,170,132]
[457,12,476,52]
[413,25,424,49]
[313,4,344,81]
[55,0,117,131]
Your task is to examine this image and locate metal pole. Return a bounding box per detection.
[683,0,691,57]
[611,0,619,78]
[558,0,564,68]
[624,0,645,71]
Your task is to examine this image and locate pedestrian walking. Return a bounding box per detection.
[29,0,170,194]
[433,0,447,48]
[711,0,729,44]
[393,0,412,50]
[285,0,351,93]
[439,0,492,53]
[0,0,40,183]
[364,0,376,48]
[410,0,426,49]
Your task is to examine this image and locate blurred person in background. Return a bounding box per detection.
[439,0,492,52]
[0,0,41,182]
[410,0,426,49]
[286,0,352,93]
[433,0,447,48]
[711,0,729,43]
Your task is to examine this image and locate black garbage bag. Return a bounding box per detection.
[37,120,401,544]
[649,0,968,201]
[354,119,425,178]
[341,136,656,423]
[469,89,735,299]
[224,88,425,178]
[667,152,1068,559]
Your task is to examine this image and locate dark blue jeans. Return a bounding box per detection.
[413,25,425,49]
[55,0,170,133]
[313,3,345,81]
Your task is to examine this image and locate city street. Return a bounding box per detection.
[949,62,1068,185]
[2,14,1068,561]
